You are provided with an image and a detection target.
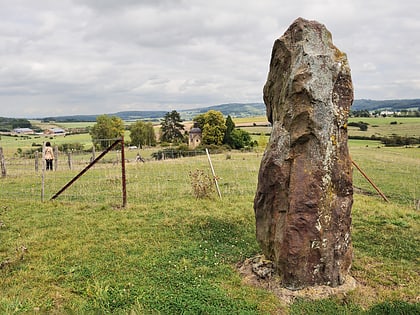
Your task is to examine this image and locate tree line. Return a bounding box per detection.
[89,109,255,150]
[0,117,32,132]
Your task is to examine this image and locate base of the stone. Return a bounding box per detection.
[237,255,357,304]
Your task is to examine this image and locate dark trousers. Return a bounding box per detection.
[46,159,53,170]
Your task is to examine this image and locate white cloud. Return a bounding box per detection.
[0,0,419,117]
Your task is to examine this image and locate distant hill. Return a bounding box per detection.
[179,103,265,120]
[352,99,420,111]
[41,115,98,122]
[37,99,420,122]
[40,103,266,122]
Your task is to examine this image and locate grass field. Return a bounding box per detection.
[237,116,420,139]
[0,119,419,314]
[348,117,420,138]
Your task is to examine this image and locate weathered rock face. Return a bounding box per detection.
[254,18,353,289]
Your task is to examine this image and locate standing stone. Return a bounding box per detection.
[254,18,353,289]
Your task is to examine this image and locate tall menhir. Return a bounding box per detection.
[254,18,354,289]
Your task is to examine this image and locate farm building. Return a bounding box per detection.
[13,128,34,135]
[45,128,66,135]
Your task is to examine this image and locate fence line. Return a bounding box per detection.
[0,147,261,205]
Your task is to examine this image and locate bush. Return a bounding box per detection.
[18,148,42,158]
[198,144,228,154]
[381,135,420,147]
[189,169,215,198]
[57,142,85,152]
[151,148,206,160]
[348,121,369,131]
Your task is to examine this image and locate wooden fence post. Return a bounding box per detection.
[67,151,72,170]
[35,151,39,172]
[54,146,59,171]
[41,142,45,202]
[0,147,6,177]
[91,146,96,163]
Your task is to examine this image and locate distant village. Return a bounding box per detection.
[10,127,66,136]
[351,108,420,118]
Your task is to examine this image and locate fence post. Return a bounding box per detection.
[205,148,222,199]
[35,151,39,172]
[0,147,6,177]
[54,146,58,171]
[41,142,45,202]
[351,159,389,202]
[121,137,127,208]
[91,146,96,163]
[67,151,72,170]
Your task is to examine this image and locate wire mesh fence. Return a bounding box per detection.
[2,143,419,208]
[0,147,262,206]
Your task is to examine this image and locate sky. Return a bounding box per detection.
[1,0,419,118]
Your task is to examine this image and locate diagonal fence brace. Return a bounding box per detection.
[51,139,122,201]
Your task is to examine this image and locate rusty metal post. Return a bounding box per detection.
[351,159,389,202]
[121,136,127,208]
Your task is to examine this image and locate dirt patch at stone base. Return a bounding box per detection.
[237,255,358,304]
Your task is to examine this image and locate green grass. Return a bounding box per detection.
[350,140,420,205]
[0,131,136,156]
[1,193,278,313]
[0,133,94,156]
[1,121,419,314]
[348,117,420,138]
[237,116,420,139]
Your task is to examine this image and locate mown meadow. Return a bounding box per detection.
[0,119,419,314]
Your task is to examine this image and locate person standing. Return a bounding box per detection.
[44,142,54,171]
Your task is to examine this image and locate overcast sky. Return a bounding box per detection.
[1,0,419,118]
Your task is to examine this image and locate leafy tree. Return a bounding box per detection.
[230,129,253,149]
[0,117,32,131]
[130,121,156,148]
[351,110,370,117]
[90,115,125,149]
[223,115,235,147]
[348,121,368,131]
[160,110,185,143]
[194,110,226,145]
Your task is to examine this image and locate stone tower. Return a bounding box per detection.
[189,123,202,149]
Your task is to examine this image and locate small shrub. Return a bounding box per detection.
[57,142,85,152]
[189,169,214,199]
[348,121,369,131]
[381,135,420,146]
